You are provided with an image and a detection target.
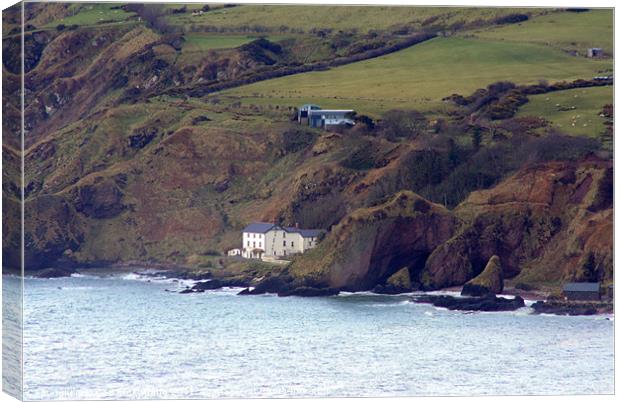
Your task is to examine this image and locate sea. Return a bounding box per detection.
[2,272,614,400]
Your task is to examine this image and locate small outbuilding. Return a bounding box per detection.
[587,48,603,58]
[562,282,601,301]
[227,248,241,257]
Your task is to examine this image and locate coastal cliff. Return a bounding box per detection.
[286,158,613,293]
[3,5,612,296]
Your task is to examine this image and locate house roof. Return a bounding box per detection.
[243,222,323,237]
[285,227,324,238]
[563,282,600,293]
[300,104,321,110]
[309,109,354,114]
[242,222,276,233]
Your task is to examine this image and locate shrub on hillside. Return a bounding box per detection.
[379,109,429,141]
[279,128,316,155]
[422,133,601,208]
[339,139,384,171]
[494,13,529,25]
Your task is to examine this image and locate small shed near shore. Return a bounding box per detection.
[562,282,601,301]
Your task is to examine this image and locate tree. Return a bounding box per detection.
[471,126,483,151]
[581,252,598,282]
[126,4,175,34]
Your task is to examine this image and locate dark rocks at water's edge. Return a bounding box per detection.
[238,276,289,295]
[127,270,316,295]
[530,300,611,316]
[413,294,525,312]
[150,270,213,281]
[236,276,340,297]
[373,284,414,295]
[33,267,76,278]
[278,287,340,297]
[182,277,251,293]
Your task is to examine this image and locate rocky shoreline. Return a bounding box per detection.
[531,300,614,316]
[412,293,526,312]
[25,266,613,316]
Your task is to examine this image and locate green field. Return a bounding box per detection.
[471,9,613,56]
[222,36,611,116]
[183,33,290,52]
[43,4,135,28]
[517,86,613,137]
[167,5,551,33]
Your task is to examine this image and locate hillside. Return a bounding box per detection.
[222,36,610,114]
[2,4,613,294]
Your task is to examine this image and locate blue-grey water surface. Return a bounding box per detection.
[9,273,615,399]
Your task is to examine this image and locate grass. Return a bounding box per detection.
[43,4,135,28]
[166,5,551,33]
[517,86,613,137]
[183,34,258,51]
[183,33,290,52]
[222,36,611,117]
[470,9,613,56]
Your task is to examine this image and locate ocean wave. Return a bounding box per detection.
[119,272,148,281]
[367,300,412,308]
[70,273,102,279]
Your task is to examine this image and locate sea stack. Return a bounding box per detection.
[461,255,504,296]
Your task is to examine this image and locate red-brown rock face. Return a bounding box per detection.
[289,191,457,291]
[422,158,613,289]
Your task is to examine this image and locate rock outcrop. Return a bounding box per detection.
[413,294,525,312]
[24,195,84,270]
[289,191,457,291]
[33,267,76,278]
[422,159,613,290]
[531,300,612,316]
[461,255,503,296]
[374,267,414,294]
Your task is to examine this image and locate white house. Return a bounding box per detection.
[241,222,323,259]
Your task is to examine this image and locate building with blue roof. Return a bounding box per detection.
[241,222,324,259]
[297,104,355,130]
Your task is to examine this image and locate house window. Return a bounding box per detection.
[247,241,250,247]
[283,232,286,238]
[253,241,256,247]
[253,233,256,238]
[259,242,262,248]
[291,242,294,247]
[283,241,286,247]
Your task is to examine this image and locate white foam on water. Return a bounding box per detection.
[119,272,145,281]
